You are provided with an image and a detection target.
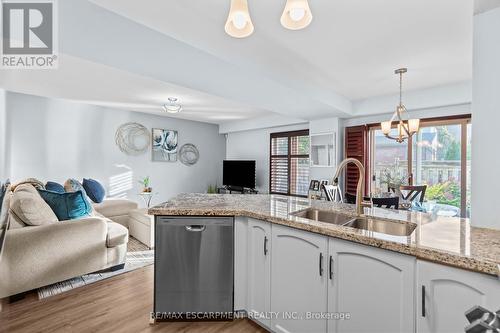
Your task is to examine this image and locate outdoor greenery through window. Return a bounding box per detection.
[369,117,471,217]
[270,130,310,197]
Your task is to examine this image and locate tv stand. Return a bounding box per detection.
[217,186,258,194]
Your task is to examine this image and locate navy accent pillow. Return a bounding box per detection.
[45,181,65,193]
[38,189,92,221]
[82,178,105,203]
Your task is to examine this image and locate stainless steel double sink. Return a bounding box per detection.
[291,208,416,236]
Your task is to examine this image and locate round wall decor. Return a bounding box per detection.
[115,122,150,155]
[179,143,200,166]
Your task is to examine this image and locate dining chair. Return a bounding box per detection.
[389,184,427,203]
[371,197,399,209]
[345,192,399,209]
[399,185,427,203]
[322,184,343,203]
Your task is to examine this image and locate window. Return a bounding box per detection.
[368,115,471,217]
[270,130,310,197]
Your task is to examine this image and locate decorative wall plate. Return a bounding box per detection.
[115,122,150,155]
[179,143,200,166]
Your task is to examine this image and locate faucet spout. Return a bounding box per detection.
[332,158,370,215]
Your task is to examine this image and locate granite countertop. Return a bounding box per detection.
[149,193,500,277]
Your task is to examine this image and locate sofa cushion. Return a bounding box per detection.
[11,178,45,191]
[106,222,128,247]
[45,181,65,193]
[64,178,93,211]
[82,178,105,203]
[38,189,92,221]
[8,213,26,229]
[10,184,58,226]
[93,199,138,218]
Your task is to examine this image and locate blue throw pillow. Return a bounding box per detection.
[82,178,105,203]
[45,181,65,193]
[38,189,92,221]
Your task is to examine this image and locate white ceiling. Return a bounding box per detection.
[1,0,476,127]
[475,0,500,14]
[90,0,473,100]
[0,55,268,124]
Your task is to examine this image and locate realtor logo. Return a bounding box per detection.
[1,0,58,69]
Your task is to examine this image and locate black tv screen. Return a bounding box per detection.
[223,160,256,189]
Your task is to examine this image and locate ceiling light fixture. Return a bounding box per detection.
[225,0,254,38]
[162,97,182,113]
[380,68,420,143]
[280,0,313,30]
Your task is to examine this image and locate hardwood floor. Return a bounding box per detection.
[0,265,266,333]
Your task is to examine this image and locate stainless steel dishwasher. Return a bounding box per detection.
[154,216,234,320]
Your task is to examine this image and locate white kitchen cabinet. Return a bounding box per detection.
[417,260,500,333]
[234,217,248,311]
[328,238,415,333]
[247,218,272,328]
[271,224,328,333]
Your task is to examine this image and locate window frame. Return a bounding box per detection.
[269,129,310,197]
[366,114,471,217]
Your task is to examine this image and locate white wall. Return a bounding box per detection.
[226,123,308,193]
[471,7,500,229]
[4,92,226,207]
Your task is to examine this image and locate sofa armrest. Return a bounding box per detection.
[0,218,108,297]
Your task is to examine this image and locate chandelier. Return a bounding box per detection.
[380,68,420,143]
[162,97,182,114]
[225,0,312,38]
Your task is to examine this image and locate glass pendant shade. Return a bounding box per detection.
[408,118,420,133]
[280,0,313,30]
[225,0,254,38]
[381,121,392,135]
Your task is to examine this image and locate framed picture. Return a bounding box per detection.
[320,179,329,189]
[312,180,320,191]
[152,128,178,162]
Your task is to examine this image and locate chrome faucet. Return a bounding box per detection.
[332,158,372,216]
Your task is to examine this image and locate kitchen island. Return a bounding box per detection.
[150,193,500,333]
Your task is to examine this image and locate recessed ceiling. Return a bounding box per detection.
[90,0,473,100]
[1,0,475,127]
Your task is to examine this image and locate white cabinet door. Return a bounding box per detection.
[417,260,500,333]
[328,238,415,333]
[247,218,272,328]
[271,224,328,333]
[234,217,248,311]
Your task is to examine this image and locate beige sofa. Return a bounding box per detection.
[0,186,138,298]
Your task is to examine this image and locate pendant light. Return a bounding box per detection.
[225,0,254,38]
[280,0,313,30]
[380,68,420,143]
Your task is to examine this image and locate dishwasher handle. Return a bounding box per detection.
[185,225,206,232]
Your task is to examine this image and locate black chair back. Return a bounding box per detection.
[399,185,427,203]
[372,197,399,209]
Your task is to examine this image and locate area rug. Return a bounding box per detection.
[37,250,154,299]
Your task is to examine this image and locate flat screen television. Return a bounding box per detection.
[223,160,256,189]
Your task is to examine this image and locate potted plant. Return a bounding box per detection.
[139,176,152,193]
